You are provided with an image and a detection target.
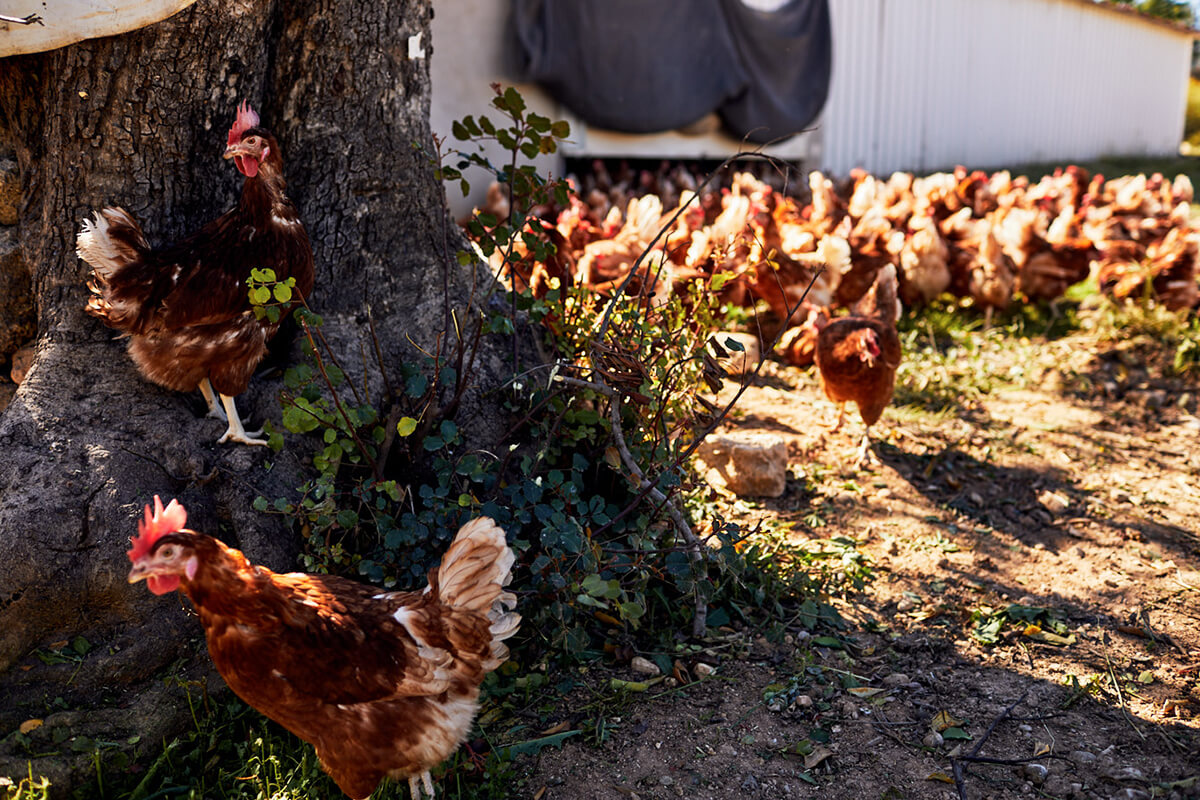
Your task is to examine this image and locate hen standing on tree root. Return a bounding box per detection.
[814,263,902,467]
[77,101,314,446]
[127,497,520,799]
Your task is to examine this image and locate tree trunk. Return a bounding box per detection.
[0,0,500,788]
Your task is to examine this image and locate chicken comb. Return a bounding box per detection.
[227,100,260,147]
[127,496,188,562]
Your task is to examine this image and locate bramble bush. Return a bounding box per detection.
[249,85,865,661]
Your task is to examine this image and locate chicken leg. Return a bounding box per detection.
[198,378,228,421]
[852,426,880,468]
[216,393,267,446]
[407,770,435,799]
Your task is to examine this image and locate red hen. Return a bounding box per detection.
[127,497,519,799]
[815,264,903,466]
[78,101,314,446]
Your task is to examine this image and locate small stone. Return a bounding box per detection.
[1023,763,1048,785]
[740,775,759,791]
[1038,490,1070,514]
[659,775,674,786]
[630,656,660,676]
[882,673,910,687]
[1144,390,1167,409]
[1104,766,1145,782]
[922,731,944,748]
[896,596,917,612]
[719,744,737,757]
[694,432,788,498]
[968,491,984,505]
[693,662,716,678]
[794,694,813,708]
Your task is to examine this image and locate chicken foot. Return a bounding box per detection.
[216,393,268,447]
[821,403,847,433]
[852,427,880,468]
[407,770,435,800]
[198,379,228,421]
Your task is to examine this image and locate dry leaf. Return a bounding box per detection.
[1033,741,1052,757]
[803,744,833,770]
[926,772,954,784]
[847,687,886,698]
[540,720,571,736]
[19,719,42,734]
[930,710,964,732]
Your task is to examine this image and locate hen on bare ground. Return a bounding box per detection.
[814,263,902,466]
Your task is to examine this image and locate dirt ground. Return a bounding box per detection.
[515,329,1200,800]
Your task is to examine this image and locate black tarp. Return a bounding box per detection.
[512,0,832,144]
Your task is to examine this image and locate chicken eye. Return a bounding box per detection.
[159,546,176,559]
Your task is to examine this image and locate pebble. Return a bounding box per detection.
[1023,763,1048,785]
[740,775,760,791]
[1104,766,1145,782]
[1038,489,1070,513]
[659,775,674,786]
[896,596,917,612]
[1070,750,1097,765]
[882,672,910,687]
[630,657,660,676]
[694,662,716,678]
[922,731,944,748]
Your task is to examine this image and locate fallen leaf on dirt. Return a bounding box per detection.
[1137,670,1155,684]
[1022,625,1076,646]
[541,721,571,735]
[847,687,887,698]
[942,727,972,740]
[930,710,964,732]
[926,772,954,784]
[533,787,547,800]
[48,640,68,649]
[19,719,42,734]
[803,744,833,770]
[1034,741,1052,757]
[610,677,664,692]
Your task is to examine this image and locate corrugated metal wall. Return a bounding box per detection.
[822,0,1194,175]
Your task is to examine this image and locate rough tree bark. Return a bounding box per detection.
[0,0,506,788]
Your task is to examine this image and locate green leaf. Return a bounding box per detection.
[252,496,268,512]
[723,335,745,352]
[451,120,469,141]
[396,417,418,437]
[273,283,293,304]
[550,120,571,138]
[282,404,321,434]
[942,727,972,740]
[503,86,526,114]
[619,601,645,621]
[710,271,734,291]
[250,286,271,305]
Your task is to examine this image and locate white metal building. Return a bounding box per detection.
[431,0,1196,212]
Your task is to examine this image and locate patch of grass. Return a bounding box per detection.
[894,300,1048,413]
[1079,294,1200,376]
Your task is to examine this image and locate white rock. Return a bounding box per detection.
[695,432,788,498]
[630,656,660,676]
[694,662,716,677]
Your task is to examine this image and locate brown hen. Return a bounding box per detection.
[815,264,902,465]
[127,498,519,800]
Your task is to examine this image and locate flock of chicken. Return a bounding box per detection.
[498,162,1200,368]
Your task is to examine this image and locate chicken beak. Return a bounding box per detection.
[127,561,150,584]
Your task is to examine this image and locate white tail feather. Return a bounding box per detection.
[76,208,144,280]
[437,517,520,671]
